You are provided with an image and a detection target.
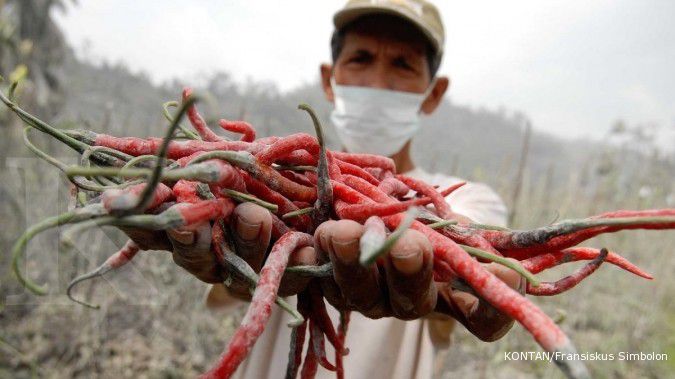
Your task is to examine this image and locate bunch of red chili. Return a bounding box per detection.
[3,83,674,379]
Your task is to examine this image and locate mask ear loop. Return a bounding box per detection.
[419,78,438,114]
[420,76,452,113]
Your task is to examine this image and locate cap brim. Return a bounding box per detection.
[333,6,440,54]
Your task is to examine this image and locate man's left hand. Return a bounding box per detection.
[314,219,524,338]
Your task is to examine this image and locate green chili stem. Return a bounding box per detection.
[298,104,332,230]
[11,205,106,295]
[196,183,216,200]
[467,223,511,231]
[80,146,132,168]
[221,189,279,212]
[122,155,158,170]
[65,163,219,183]
[162,100,200,140]
[188,150,255,167]
[427,220,458,229]
[285,262,333,278]
[66,264,112,309]
[127,96,196,215]
[360,208,419,266]
[0,90,107,158]
[282,207,313,219]
[22,127,68,171]
[459,244,540,287]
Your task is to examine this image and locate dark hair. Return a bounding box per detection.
[330,14,441,79]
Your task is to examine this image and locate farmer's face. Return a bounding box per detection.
[320,28,449,115]
[334,31,431,92]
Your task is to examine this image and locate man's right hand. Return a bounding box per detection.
[120,202,318,298]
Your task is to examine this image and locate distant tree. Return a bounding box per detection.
[0,0,71,118]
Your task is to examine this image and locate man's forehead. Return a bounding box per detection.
[342,30,427,56]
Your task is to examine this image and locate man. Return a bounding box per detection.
[129,1,522,378]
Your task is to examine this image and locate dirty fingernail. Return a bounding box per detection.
[291,246,317,266]
[331,237,360,264]
[168,228,195,245]
[390,249,423,275]
[236,216,261,241]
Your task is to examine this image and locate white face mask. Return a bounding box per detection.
[330,78,435,156]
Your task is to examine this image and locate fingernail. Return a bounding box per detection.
[168,229,195,245]
[291,246,317,266]
[390,250,423,275]
[236,215,261,241]
[331,237,359,264]
[318,230,331,253]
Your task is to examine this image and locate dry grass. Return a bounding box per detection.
[438,165,675,379]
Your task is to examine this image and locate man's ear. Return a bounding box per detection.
[320,63,335,103]
[420,76,450,114]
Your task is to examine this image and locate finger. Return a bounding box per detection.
[169,221,220,283]
[278,246,317,297]
[316,220,386,317]
[384,230,437,319]
[448,260,522,342]
[313,220,337,262]
[230,202,272,272]
[313,221,347,309]
[445,259,525,319]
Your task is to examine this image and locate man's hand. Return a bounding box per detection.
[122,203,522,339]
[315,220,436,319]
[314,219,524,340]
[436,260,525,341]
[120,202,317,299]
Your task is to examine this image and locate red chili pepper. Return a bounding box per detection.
[183,87,224,142]
[218,119,256,142]
[201,232,313,379]
[256,133,319,166]
[527,248,608,296]
[102,182,173,214]
[521,247,652,279]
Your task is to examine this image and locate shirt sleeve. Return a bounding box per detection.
[444,180,508,227]
[408,169,509,227]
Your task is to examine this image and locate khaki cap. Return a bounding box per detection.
[333,0,445,62]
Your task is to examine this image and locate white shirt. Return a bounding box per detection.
[230,168,507,379]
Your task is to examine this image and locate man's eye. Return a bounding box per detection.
[393,58,416,72]
[348,54,371,64]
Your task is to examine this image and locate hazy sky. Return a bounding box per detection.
[53,0,675,147]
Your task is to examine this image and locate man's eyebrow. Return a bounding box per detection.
[396,43,426,57]
[352,49,373,56]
